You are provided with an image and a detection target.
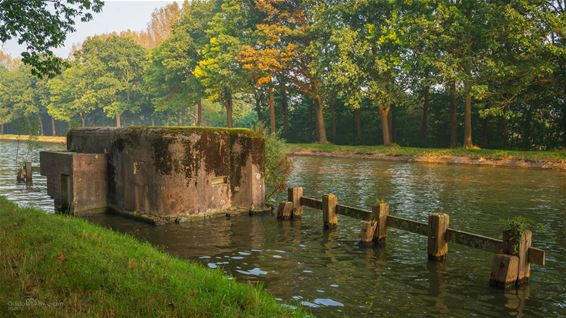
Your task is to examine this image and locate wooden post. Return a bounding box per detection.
[517,230,532,285]
[428,213,449,261]
[24,162,32,184]
[374,203,389,245]
[277,201,293,220]
[288,187,303,218]
[359,220,377,247]
[322,194,337,230]
[490,254,519,288]
[359,202,389,246]
[491,229,532,288]
[16,167,25,182]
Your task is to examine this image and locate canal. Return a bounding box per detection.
[1,140,565,317]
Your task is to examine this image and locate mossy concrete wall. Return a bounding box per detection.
[40,152,108,214]
[65,127,265,222]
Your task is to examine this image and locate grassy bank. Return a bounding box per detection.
[285,143,566,164]
[0,197,303,317]
[0,134,66,143]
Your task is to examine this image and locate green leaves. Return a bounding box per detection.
[0,0,104,77]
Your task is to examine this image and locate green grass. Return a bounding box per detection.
[285,143,566,163]
[0,197,305,317]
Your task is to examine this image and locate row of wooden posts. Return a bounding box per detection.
[277,187,546,289]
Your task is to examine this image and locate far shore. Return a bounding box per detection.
[2,134,564,171]
[0,134,66,143]
[286,144,566,171]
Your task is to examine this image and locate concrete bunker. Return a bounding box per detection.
[40,127,266,223]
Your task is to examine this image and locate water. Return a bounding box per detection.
[1,140,565,317]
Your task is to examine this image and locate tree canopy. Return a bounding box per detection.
[0,0,564,150]
[0,0,104,77]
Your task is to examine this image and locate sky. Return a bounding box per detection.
[0,0,183,59]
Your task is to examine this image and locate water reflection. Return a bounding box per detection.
[1,141,565,317]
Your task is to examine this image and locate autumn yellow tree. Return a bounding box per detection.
[237,4,295,134]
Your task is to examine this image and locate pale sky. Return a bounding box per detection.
[1,0,183,59]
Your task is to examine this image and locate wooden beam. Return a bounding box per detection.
[528,247,545,266]
[446,229,502,254]
[300,197,322,210]
[336,204,372,221]
[386,215,428,236]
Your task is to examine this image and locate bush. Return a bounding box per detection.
[259,127,293,203]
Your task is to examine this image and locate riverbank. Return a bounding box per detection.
[0,197,303,317]
[0,134,66,143]
[286,143,566,170]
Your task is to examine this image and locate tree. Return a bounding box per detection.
[237,0,295,134]
[0,0,103,77]
[278,0,329,143]
[77,35,147,127]
[321,0,407,145]
[48,61,99,128]
[194,0,252,128]
[146,0,214,126]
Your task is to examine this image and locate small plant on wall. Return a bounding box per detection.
[500,216,537,255]
[259,126,293,204]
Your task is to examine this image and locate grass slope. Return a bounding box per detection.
[285,143,566,163]
[0,197,303,317]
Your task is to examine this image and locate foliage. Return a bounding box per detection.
[0,0,564,151]
[0,0,103,77]
[500,216,539,254]
[261,126,293,202]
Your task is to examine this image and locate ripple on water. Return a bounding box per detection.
[235,267,267,276]
[313,298,344,307]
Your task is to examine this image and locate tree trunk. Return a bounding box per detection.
[390,102,396,143]
[463,87,473,148]
[254,92,263,124]
[38,115,44,136]
[116,112,121,128]
[51,117,56,136]
[313,95,328,143]
[311,79,328,143]
[196,98,202,126]
[0,123,4,134]
[331,102,336,143]
[268,84,276,134]
[80,113,86,128]
[522,110,532,149]
[449,81,457,148]
[480,117,488,147]
[420,87,430,146]
[353,108,361,144]
[224,89,233,128]
[281,85,289,140]
[563,84,566,148]
[378,100,392,146]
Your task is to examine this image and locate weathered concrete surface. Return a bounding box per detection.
[62,127,266,222]
[40,151,107,215]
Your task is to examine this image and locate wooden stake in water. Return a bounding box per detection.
[428,213,449,261]
[25,161,32,184]
[322,194,337,230]
[277,201,293,220]
[288,187,303,218]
